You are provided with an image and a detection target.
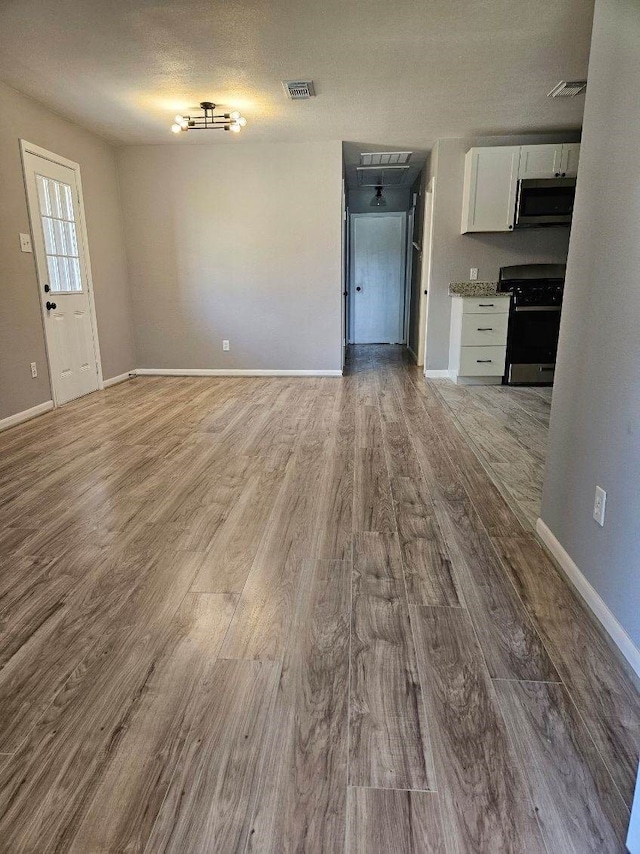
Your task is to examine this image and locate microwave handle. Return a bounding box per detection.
[513,179,524,229]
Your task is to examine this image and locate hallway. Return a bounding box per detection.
[0,345,635,851]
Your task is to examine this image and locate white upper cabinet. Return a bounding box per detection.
[518,143,581,179]
[518,144,563,179]
[461,147,520,233]
[560,142,581,177]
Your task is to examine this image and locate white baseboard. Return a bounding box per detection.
[103,372,134,388]
[0,400,54,433]
[536,518,640,679]
[135,368,343,378]
[424,369,451,379]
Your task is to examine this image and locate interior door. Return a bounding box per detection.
[23,149,100,405]
[350,213,406,344]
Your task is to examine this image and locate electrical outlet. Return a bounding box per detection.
[20,233,33,253]
[30,361,37,378]
[470,267,478,281]
[222,339,230,351]
[593,485,606,526]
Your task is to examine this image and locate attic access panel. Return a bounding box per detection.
[356,166,410,187]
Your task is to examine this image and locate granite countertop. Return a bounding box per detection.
[448,281,510,298]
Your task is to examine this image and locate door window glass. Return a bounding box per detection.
[35,174,82,293]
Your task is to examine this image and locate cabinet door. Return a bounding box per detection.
[518,144,563,179]
[461,147,520,233]
[560,143,581,177]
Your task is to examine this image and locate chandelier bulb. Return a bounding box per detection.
[171,123,182,134]
[230,110,241,121]
[237,116,247,127]
[230,123,241,133]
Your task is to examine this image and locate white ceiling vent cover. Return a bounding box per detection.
[360,151,412,166]
[282,80,316,100]
[548,80,587,98]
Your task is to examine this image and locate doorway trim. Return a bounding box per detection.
[20,139,104,405]
[419,177,436,371]
[404,200,416,357]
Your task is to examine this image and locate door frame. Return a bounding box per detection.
[404,198,416,353]
[419,177,436,370]
[20,139,103,405]
[348,211,408,344]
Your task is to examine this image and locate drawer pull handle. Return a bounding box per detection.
[478,303,495,307]
[477,327,493,331]
[476,359,492,363]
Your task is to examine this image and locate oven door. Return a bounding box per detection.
[505,306,561,385]
[515,178,576,227]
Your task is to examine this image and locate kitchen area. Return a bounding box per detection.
[423,137,580,530]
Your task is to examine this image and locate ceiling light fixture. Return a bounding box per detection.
[171,101,247,134]
[370,186,387,208]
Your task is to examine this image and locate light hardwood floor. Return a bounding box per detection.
[432,379,552,532]
[0,345,636,852]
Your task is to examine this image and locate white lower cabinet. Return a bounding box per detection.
[449,296,510,384]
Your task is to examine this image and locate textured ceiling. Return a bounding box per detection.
[0,0,593,155]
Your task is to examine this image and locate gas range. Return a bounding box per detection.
[497,263,566,385]
[509,280,564,308]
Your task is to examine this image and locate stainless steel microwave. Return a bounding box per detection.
[514,177,576,227]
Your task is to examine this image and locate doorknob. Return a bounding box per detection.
[46,301,57,311]
[356,286,362,292]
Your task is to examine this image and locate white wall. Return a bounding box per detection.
[424,133,580,371]
[117,141,343,372]
[0,81,134,420]
[541,0,640,651]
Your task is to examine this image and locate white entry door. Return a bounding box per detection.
[350,213,406,344]
[22,145,100,405]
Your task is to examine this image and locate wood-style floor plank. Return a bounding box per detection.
[190,467,287,593]
[492,534,640,805]
[0,552,209,851]
[0,548,199,752]
[143,659,281,854]
[246,560,350,852]
[219,435,330,660]
[391,476,461,607]
[434,497,560,681]
[68,592,237,854]
[347,787,445,854]
[350,532,435,791]
[410,605,547,853]
[353,445,395,534]
[495,679,630,853]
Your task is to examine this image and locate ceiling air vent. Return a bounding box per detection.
[360,151,412,167]
[282,80,316,100]
[548,80,587,98]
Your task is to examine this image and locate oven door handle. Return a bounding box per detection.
[513,306,562,312]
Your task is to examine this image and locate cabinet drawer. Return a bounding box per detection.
[461,297,510,315]
[461,313,509,347]
[459,346,506,376]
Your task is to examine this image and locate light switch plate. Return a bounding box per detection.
[20,233,33,253]
[470,267,478,281]
[593,485,606,526]
[222,339,230,351]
